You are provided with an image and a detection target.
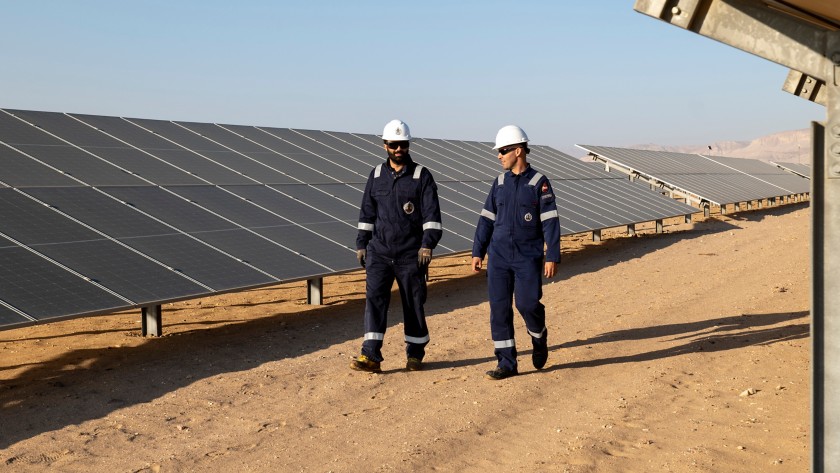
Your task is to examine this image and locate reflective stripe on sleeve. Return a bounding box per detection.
[365,332,384,341]
[423,221,442,231]
[540,210,559,221]
[405,334,430,344]
[374,164,382,178]
[528,327,547,339]
[413,165,424,179]
[494,339,515,349]
[358,222,374,231]
[528,173,544,187]
[497,174,505,186]
[480,209,496,221]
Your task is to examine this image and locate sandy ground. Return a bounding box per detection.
[0,202,810,472]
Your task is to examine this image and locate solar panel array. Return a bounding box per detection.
[0,109,696,331]
[577,145,811,208]
[772,161,812,179]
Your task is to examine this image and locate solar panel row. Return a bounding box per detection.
[577,145,810,209]
[0,109,697,331]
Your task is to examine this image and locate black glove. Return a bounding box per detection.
[418,248,432,267]
[357,249,366,268]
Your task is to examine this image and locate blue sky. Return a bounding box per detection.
[1,1,824,156]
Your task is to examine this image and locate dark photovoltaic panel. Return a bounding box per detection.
[0,142,82,187]
[576,145,808,206]
[700,154,810,194]
[0,188,209,304]
[0,111,145,186]
[68,114,255,185]
[98,187,334,276]
[0,234,127,321]
[159,184,351,267]
[22,186,274,291]
[7,109,205,186]
[0,107,704,330]
[772,161,811,179]
[218,125,358,185]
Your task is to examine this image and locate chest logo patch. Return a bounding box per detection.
[403,201,415,214]
[524,212,533,222]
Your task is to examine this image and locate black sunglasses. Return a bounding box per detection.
[386,141,410,150]
[498,146,520,155]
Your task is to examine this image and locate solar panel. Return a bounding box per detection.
[105,185,350,270]
[0,188,209,304]
[0,142,82,187]
[0,111,145,186]
[173,121,299,184]
[22,186,275,291]
[0,234,127,321]
[216,124,345,185]
[772,161,811,178]
[7,110,205,186]
[68,114,255,185]
[700,154,811,194]
[576,145,808,207]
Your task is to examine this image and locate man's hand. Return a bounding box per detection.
[471,257,483,272]
[418,248,432,267]
[356,249,366,268]
[544,261,557,278]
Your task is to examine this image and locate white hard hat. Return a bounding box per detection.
[493,125,529,149]
[382,119,411,141]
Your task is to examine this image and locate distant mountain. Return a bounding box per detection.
[628,129,810,164]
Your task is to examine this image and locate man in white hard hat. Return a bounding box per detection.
[471,125,561,380]
[352,119,443,373]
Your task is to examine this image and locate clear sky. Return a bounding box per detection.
[1,1,825,156]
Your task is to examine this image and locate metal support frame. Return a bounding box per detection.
[307,277,323,305]
[592,229,602,242]
[633,1,840,470]
[815,46,840,472]
[141,304,162,337]
[655,219,663,233]
[627,224,636,236]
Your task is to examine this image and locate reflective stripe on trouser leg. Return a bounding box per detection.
[487,256,517,370]
[394,259,429,360]
[361,256,395,362]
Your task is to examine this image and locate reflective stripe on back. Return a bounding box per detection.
[374,164,382,178]
[413,165,424,179]
[497,173,505,186]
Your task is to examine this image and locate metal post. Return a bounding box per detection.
[627,224,636,236]
[815,69,840,472]
[655,219,663,233]
[307,277,323,305]
[141,304,162,337]
[592,229,601,242]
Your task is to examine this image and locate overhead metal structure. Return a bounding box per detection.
[632,1,840,470]
[0,108,696,335]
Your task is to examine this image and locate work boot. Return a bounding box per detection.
[350,355,381,373]
[405,357,423,371]
[485,366,518,380]
[532,345,549,370]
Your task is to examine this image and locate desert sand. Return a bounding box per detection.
[0,202,810,472]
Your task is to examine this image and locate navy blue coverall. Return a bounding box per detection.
[472,165,561,370]
[356,155,443,362]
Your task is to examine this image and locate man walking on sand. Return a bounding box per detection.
[471,125,561,380]
[351,119,443,373]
